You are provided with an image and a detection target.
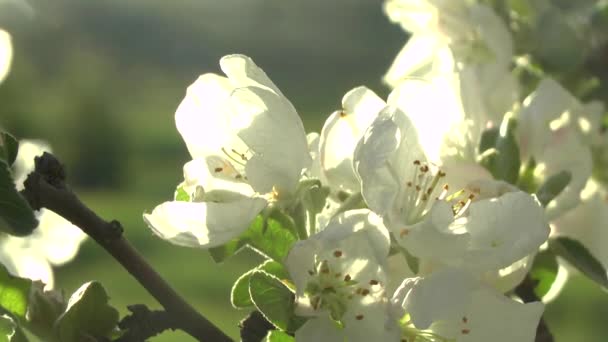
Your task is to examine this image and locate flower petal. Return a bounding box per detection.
[143,197,267,248]
[320,87,386,193]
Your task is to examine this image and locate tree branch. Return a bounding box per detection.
[22,152,232,342]
[515,275,555,342]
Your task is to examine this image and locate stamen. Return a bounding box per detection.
[221,147,248,167]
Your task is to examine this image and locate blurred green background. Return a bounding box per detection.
[0,0,607,340]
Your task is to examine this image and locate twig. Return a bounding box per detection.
[515,275,555,342]
[22,152,232,342]
[115,305,177,342]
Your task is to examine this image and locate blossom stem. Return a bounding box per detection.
[21,152,232,342]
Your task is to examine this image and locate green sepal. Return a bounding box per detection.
[231,260,291,310]
[529,249,559,298]
[54,282,119,342]
[549,237,608,290]
[174,185,190,202]
[535,170,571,207]
[249,271,306,333]
[0,161,38,236]
[0,133,19,167]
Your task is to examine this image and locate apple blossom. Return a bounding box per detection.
[286,209,400,341]
[353,104,549,274]
[144,54,311,248]
[383,0,514,99]
[2,140,86,288]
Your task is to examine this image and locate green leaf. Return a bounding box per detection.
[478,118,521,184]
[529,249,559,298]
[54,282,119,342]
[0,161,38,236]
[535,171,571,207]
[0,263,32,320]
[265,330,295,342]
[210,211,298,263]
[0,315,28,342]
[0,133,19,167]
[549,237,608,290]
[249,271,305,332]
[232,260,291,309]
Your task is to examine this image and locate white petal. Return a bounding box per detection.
[143,197,267,248]
[400,268,476,329]
[230,86,310,194]
[34,209,86,266]
[552,180,608,269]
[0,29,12,84]
[440,286,543,342]
[393,201,470,262]
[12,140,52,190]
[320,87,385,193]
[383,34,444,88]
[295,315,344,342]
[219,54,283,96]
[175,73,244,160]
[354,106,426,215]
[461,192,549,272]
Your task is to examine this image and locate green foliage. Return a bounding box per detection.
[0,161,38,237]
[0,133,19,167]
[54,282,119,342]
[530,249,559,298]
[231,260,291,310]
[478,118,520,184]
[249,271,305,332]
[0,264,32,320]
[549,237,608,290]
[536,171,572,207]
[210,210,298,263]
[265,330,295,342]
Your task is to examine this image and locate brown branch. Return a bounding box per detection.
[22,152,232,342]
[515,275,555,342]
[115,305,178,342]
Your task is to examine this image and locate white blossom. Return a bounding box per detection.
[2,140,86,288]
[145,54,311,248]
[353,104,549,275]
[286,209,399,342]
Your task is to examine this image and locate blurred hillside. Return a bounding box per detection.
[0,0,403,193]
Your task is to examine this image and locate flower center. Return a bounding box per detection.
[397,160,475,226]
[303,251,382,321]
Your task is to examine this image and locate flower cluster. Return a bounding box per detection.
[143,0,608,340]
